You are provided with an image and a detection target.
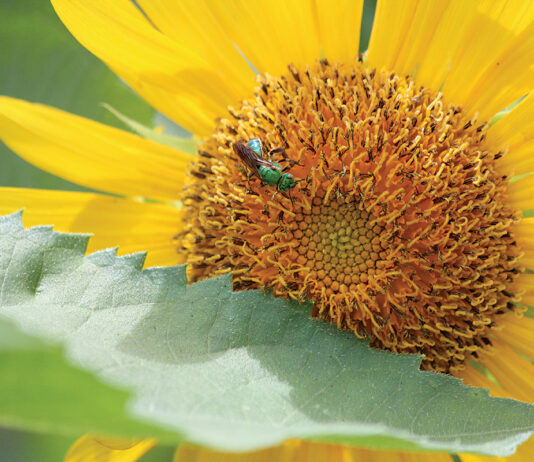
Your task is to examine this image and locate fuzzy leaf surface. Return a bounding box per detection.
[0,323,180,442]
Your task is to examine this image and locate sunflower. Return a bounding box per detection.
[1,0,533,461]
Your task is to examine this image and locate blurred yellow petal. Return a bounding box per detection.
[314,0,364,64]
[65,435,156,462]
[117,69,220,137]
[0,96,194,202]
[0,188,184,267]
[369,0,534,121]
[462,21,534,121]
[487,94,534,177]
[519,252,534,271]
[514,218,534,271]
[505,175,534,210]
[51,0,247,136]
[412,0,479,90]
[487,94,534,149]
[439,0,534,117]
[515,273,534,306]
[208,0,320,77]
[513,218,534,249]
[459,366,503,395]
[366,0,419,71]
[480,340,534,403]
[174,441,450,462]
[494,144,534,178]
[135,0,254,93]
[495,314,534,360]
[391,0,450,77]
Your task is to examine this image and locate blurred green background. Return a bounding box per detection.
[0,0,153,191]
[0,0,375,460]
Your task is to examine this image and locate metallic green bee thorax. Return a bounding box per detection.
[258,165,282,187]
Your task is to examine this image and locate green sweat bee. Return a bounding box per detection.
[232,138,296,192]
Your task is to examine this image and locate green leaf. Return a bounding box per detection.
[102,104,198,155]
[0,0,153,190]
[0,318,181,442]
[0,427,76,462]
[0,211,532,456]
[0,316,48,351]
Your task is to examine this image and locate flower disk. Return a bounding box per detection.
[180,60,523,373]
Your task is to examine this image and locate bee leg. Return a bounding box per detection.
[286,189,295,207]
[269,147,302,169]
[245,171,256,190]
[268,147,287,158]
[270,189,287,206]
[274,189,294,207]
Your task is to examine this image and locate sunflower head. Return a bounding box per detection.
[179,59,524,374]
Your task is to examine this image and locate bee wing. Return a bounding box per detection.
[255,157,280,169]
[233,142,262,177]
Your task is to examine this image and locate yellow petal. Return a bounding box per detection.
[51,0,247,136]
[487,94,534,177]
[391,0,451,77]
[480,340,534,403]
[314,0,364,64]
[515,273,534,306]
[65,435,156,462]
[369,0,534,121]
[515,218,534,270]
[208,0,320,77]
[487,94,534,149]
[438,1,534,115]
[513,218,534,250]
[505,175,534,211]
[0,187,185,268]
[0,96,194,202]
[174,441,450,462]
[413,0,480,91]
[118,69,219,137]
[519,252,534,271]
[366,0,420,72]
[495,144,534,178]
[462,19,534,122]
[495,313,534,360]
[459,366,504,396]
[134,0,254,93]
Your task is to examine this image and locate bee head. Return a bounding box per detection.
[279,173,296,192]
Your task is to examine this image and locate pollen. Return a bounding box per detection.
[179,59,523,374]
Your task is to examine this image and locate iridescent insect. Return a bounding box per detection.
[232,138,296,192]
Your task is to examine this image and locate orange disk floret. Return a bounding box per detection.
[179,59,523,374]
